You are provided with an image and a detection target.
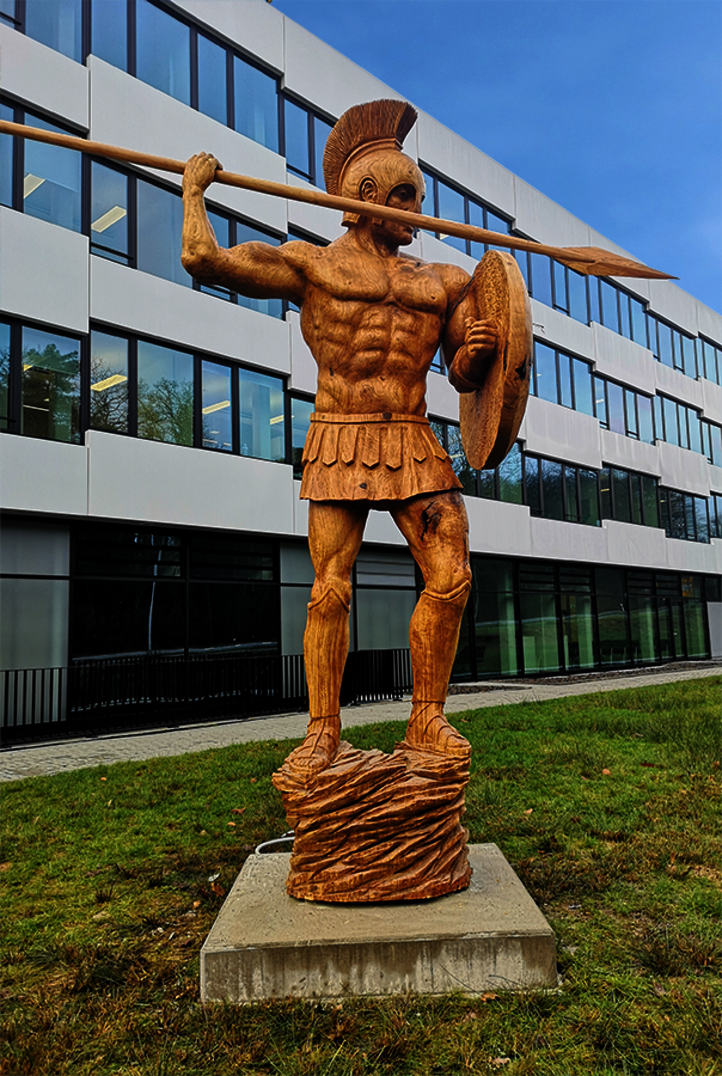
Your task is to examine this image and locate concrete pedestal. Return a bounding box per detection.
[200,843,557,1002]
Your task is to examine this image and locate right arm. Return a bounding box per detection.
[181,153,306,305]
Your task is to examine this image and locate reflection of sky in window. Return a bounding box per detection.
[198,33,227,125]
[25,0,81,61]
[201,361,232,451]
[24,113,81,232]
[90,0,127,70]
[136,0,190,105]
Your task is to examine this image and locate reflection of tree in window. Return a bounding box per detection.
[137,378,193,446]
[90,332,128,433]
[21,339,80,442]
[0,322,9,430]
[137,342,193,446]
[446,425,475,495]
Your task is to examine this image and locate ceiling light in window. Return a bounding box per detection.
[23,174,45,198]
[202,400,230,414]
[92,205,127,233]
[91,374,128,392]
[269,415,284,425]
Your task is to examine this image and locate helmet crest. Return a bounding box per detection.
[323,100,424,225]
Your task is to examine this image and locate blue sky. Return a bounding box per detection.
[273,0,722,315]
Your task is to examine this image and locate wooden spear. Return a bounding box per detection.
[1,119,674,280]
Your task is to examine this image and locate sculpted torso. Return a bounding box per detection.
[287,235,463,415]
[180,155,494,408]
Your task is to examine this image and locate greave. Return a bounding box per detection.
[304,584,351,719]
[409,579,471,709]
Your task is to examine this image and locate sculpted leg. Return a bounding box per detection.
[286,500,368,780]
[392,491,472,758]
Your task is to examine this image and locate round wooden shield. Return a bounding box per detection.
[459,250,532,470]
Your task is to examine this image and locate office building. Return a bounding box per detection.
[1,0,721,738]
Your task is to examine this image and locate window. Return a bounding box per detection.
[239,367,285,462]
[0,0,19,26]
[422,167,512,259]
[90,162,130,263]
[136,0,190,105]
[701,339,722,386]
[234,54,278,152]
[283,98,334,188]
[658,487,711,543]
[291,395,314,478]
[201,361,232,451]
[90,331,129,433]
[0,320,11,430]
[137,179,189,288]
[1,104,83,231]
[90,0,127,70]
[198,33,228,126]
[532,342,556,403]
[25,0,82,61]
[88,163,285,311]
[137,340,194,446]
[21,325,81,443]
[284,98,311,180]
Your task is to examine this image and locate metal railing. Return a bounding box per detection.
[0,648,413,745]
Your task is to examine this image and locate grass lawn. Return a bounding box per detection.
[1,677,721,1076]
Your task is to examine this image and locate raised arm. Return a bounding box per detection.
[440,265,497,393]
[181,153,306,305]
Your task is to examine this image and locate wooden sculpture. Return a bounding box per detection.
[2,109,674,902]
[182,100,493,900]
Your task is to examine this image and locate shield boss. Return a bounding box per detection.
[459,250,532,470]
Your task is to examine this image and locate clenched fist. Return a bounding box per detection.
[183,152,222,195]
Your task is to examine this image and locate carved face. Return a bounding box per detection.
[341,149,425,227]
[363,182,419,246]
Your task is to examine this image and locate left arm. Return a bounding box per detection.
[440,266,497,393]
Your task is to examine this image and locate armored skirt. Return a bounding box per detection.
[299,412,462,502]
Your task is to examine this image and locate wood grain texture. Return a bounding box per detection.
[460,251,533,470]
[272,740,472,902]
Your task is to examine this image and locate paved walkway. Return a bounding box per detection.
[1,663,719,782]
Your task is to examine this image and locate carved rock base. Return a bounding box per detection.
[272,740,471,902]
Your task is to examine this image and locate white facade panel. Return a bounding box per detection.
[87,57,288,233]
[285,174,344,242]
[86,431,295,533]
[531,517,608,564]
[708,603,722,658]
[90,258,291,372]
[417,233,476,273]
[288,313,317,395]
[647,278,702,336]
[466,497,533,558]
[426,372,461,425]
[531,302,595,362]
[0,210,89,332]
[282,19,396,118]
[657,442,710,497]
[524,397,602,469]
[0,25,88,127]
[363,511,407,548]
[700,377,722,420]
[513,178,591,250]
[0,435,88,516]
[591,322,658,396]
[653,360,704,410]
[599,430,660,476]
[664,537,722,575]
[708,463,722,494]
[603,519,668,571]
[416,112,515,217]
[172,0,284,72]
[696,302,722,346]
